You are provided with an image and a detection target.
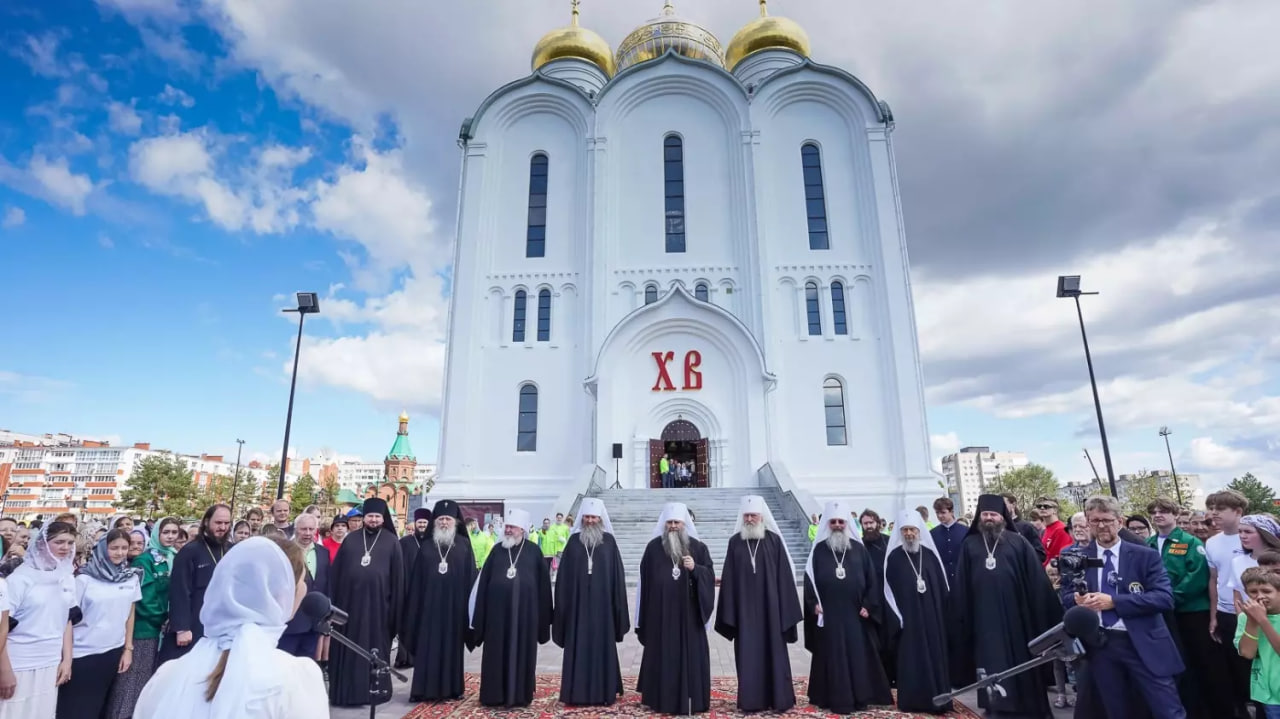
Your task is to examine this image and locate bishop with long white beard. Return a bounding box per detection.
[884,510,952,713]
[715,495,804,713]
[804,501,892,713]
[635,502,715,715]
[552,498,629,706]
[469,508,552,708]
[402,500,475,702]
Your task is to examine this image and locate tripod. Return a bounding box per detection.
[323,623,409,719]
[610,456,622,489]
[932,639,1084,709]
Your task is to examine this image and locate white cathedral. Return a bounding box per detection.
[434,1,936,520]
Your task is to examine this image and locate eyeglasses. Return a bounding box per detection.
[1036,504,1057,511]
[1088,518,1119,527]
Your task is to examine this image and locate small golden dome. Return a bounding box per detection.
[532,1,615,77]
[616,1,725,73]
[725,0,811,70]
[399,410,410,423]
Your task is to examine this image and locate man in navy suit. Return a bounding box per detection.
[1062,494,1186,719]
[929,497,967,585]
[279,511,331,658]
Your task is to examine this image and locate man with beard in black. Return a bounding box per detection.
[402,500,474,702]
[394,507,432,668]
[553,497,629,706]
[950,494,1061,718]
[805,501,892,713]
[329,497,405,708]
[635,502,715,715]
[859,508,898,684]
[159,503,231,664]
[469,508,552,708]
[884,510,951,714]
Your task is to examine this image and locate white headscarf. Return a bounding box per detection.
[805,501,860,628]
[571,498,613,535]
[735,494,797,581]
[141,537,297,718]
[883,510,948,624]
[634,502,701,626]
[14,522,77,586]
[468,506,532,627]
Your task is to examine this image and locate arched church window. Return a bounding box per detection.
[801,143,829,250]
[536,289,551,341]
[694,282,709,302]
[526,153,549,258]
[517,384,538,451]
[512,290,527,342]
[805,281,822,336]
[823,378,848,446]
[644,284,659,305]
[664,135,686,253]
[831,281,848,335]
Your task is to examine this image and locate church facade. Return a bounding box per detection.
[435,2,935,518]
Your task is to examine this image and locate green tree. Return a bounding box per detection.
[1228,473,1276,515]
[290,473,317,514]
[258,464,281,507]
[227,469,260,516]
[1120,471,1164,517]
[118,454,198,519]
[317,474,339,515]
[196,473,234,509]
[988,464,1061,515]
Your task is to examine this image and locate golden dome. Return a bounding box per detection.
[725,1,810,70]
[399,410,410,423]
[616,1,724,73]
[532,1,615,77]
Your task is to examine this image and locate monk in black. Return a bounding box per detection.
[402,500,474,702]
[159,503,231,664]
[860,508,899,685]
[553,498,629,706]
[636,502,715,715]
[949,494,1061,719]
[884,511,952,714]
[395,506,432,669]
[470,509,552,708]
[805,501,892,713]
[329,497,405,707]
[715,495,803,713]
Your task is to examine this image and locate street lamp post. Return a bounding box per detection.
[1159,426,1184,506]
[229,439,246,516]
[1057,275,1118,498]
[279,292,320,500]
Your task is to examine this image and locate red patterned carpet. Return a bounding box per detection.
[401,674,978,718]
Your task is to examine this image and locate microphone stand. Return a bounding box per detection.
[931,639,1084,709]
[320,621,408,719]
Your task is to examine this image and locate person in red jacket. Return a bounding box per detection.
[1035,496,1073,566]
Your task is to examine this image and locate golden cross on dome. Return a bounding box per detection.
[662,0,676,15]
[570,0,580,26]
[759,0,769,17]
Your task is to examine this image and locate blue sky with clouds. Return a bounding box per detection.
[1,0,1276,493]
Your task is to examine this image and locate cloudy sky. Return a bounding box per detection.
[1,0,1276,492]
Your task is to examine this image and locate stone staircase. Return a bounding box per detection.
[589,487,811,584]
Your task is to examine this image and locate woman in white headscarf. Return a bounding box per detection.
[133,536,326,719]
[0,521,78,719]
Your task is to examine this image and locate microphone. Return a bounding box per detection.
[298,591,348,627]
[1027,605,1101,656]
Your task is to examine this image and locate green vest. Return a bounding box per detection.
[470,530,494,569]
[808,524,818,542]
[548,524,570,554]
[1147,526,1211,613]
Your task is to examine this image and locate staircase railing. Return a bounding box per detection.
[758,461,820,529]
[552,463,607,519]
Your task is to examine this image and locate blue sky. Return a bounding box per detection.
[1,0,1276,492]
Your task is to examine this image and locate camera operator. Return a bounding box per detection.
[1061,495,1186,719]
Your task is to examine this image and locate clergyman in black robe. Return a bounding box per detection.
[884,510,952,714]
[636,501,715,715]
[715,494,804,713]
[805,501,892,713]
[950,494,1062,719]
[394,506,432,669]
[469,508,552,708]
[402,500,474,702]
[553,497,630,706]
[159,503,231,664]
[860,508,899,685]
[329,497,405,707]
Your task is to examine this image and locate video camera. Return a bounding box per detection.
[1054,547,1104,595]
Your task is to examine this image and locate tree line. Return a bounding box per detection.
[115,454,339,520]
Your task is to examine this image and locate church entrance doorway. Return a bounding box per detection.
[649,419,709,488]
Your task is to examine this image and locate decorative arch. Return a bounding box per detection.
[661,418,701,442]
[646,397,722,440]
[597,52,749,132]
[462,74,592,140]
[754,59,888,124]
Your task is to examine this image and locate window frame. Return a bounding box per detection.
[805,281,822,336]
[526,153,549,258]
[801,143,830,251]
[694,282,709,302]
[831,281,848,335]
[536,289,551,342]
[644,284,659,305]
[516,384,538,452]
[823,377,848,446]
[663,134,686,253]
[512,289,527,342]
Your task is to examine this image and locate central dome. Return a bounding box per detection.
[616,1,724,73]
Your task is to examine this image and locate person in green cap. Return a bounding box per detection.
[468,517,494,569]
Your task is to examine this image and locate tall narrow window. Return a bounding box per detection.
[663,135,686,253]
[805,281,821,336]
[517,384,538,451]
[526,154,548,258]
[801,143,829,250]
[645,284,659,305]
[823,378,848,446]
[536,289,551,341]
[694,282,709,302]
[831,281,848,335]
[512,290,527,342]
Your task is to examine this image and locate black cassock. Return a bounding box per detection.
[885,546,951,714]
[552,533,630,706]
[715,531,804,713]
[949,530,1061,718]
[402,536,475,702]
[804,541,893,713]
[471,538,552,708]
[394,533,427,668]
[329,527,405,707]
[863,533,900,683]
[636,536,715,715]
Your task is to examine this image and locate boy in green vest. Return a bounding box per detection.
[1147,497,1212,715]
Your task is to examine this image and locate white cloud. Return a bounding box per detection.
[2,206,25,229]
[106,101,143,135]
[28,156,94,215]
[98,234,114,249]
[158,84,195,108]
[0,370,73,404]
[15,33,65,78]
[1186,437,1253,471]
